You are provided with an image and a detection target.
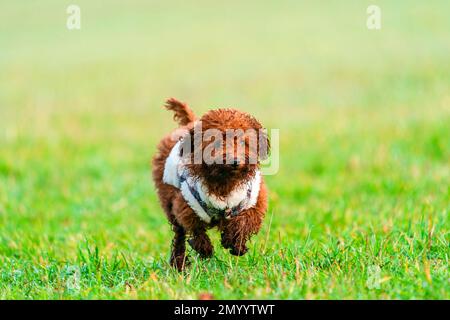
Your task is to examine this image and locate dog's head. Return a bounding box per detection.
[180,109,269,196]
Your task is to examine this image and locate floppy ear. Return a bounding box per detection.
[250,117,270,161]
[179,123,204,164]
[258,128,270,160]
[179,127,194,158]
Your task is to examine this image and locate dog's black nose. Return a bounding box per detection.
[231,159,240,167]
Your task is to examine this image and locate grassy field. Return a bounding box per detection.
[0,1,449,299]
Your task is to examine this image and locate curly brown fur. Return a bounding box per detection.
[219,182,268,256]
[152,98,269,271]
[165,97,196,126]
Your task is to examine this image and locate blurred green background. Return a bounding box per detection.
[0,1,449,299]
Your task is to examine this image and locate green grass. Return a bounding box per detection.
[0,0,449,299]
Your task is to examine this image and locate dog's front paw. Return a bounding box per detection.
[229,245,248,256]
[221,238,232,250]
[221,232,248,256]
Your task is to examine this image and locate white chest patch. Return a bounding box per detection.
[162,141,261,223]
[162,140,183,189]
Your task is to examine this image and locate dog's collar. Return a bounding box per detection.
[163,141,261,223]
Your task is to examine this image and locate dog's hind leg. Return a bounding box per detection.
[188,229,214,259]
[170,222,188,271]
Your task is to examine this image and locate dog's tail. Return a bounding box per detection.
[164,98,196,126]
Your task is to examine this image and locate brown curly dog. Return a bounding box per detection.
[152,98,269,271]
